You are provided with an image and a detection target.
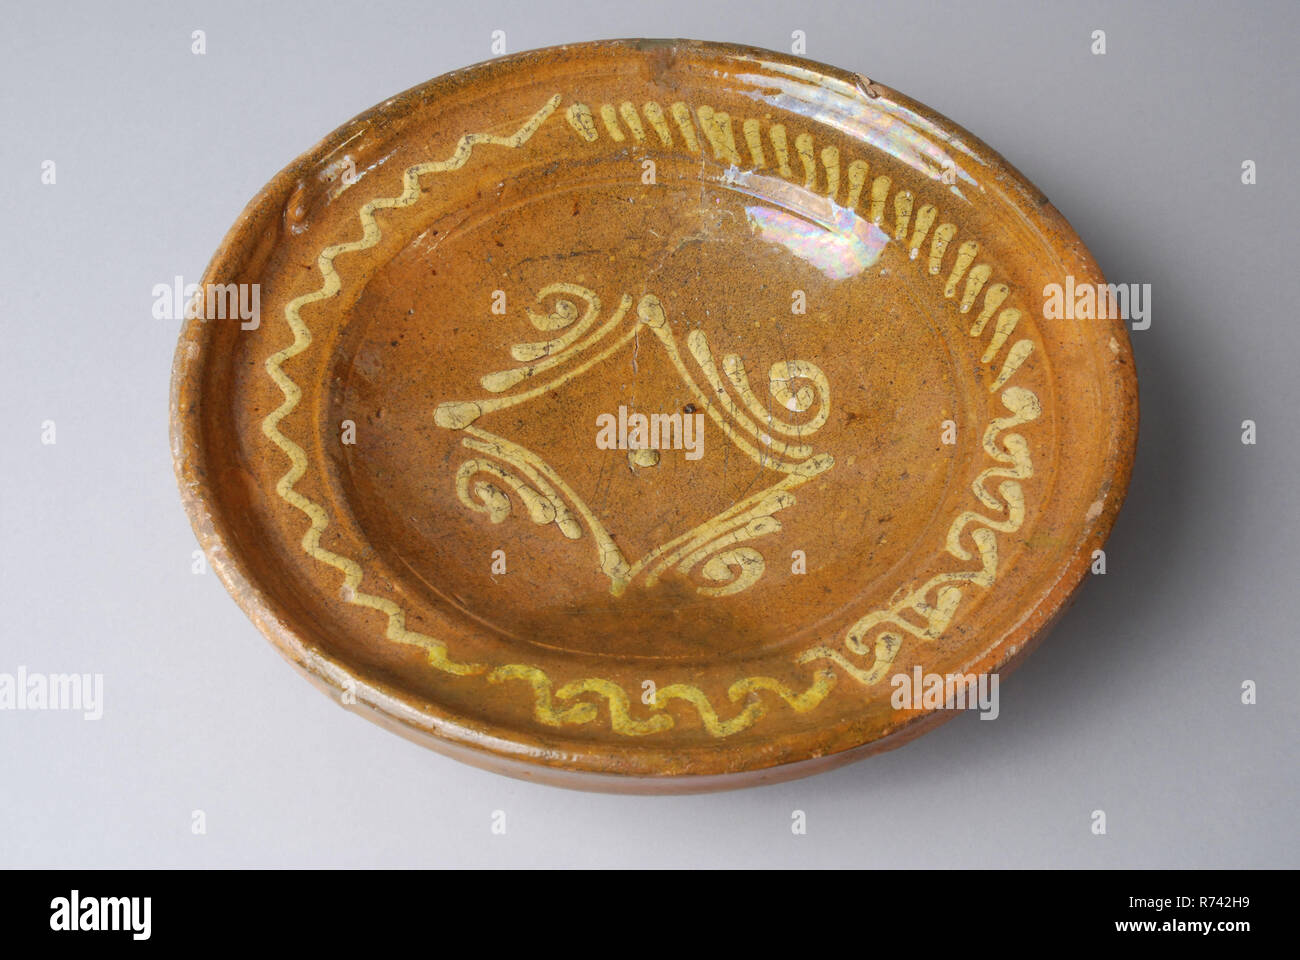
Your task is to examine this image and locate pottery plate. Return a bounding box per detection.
[172,40,1138,791]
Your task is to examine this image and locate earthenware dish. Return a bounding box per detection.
[172,39,1138,792]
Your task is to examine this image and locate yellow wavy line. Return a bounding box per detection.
[488,664,836,739]
[260,95,561,676]
[655,684,765,738]
[732,670,837,712]
[557,679,674,736]
[486,664,597,726]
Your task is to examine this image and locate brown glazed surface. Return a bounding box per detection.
[171,39,1138,792]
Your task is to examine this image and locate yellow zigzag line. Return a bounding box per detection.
[260,92,834,739]
[489,665,835,738]
[260,95,562,677]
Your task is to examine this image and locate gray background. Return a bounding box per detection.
[1,0,1296,868]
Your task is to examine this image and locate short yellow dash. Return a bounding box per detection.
[969,283,1009,335]
[846,159,869,209]
[619,102,645,142]
[600,104,625,141]
[944,240,979,298]
[868,176,891,224]
[795,132,816,188]
[960,264,992,312]
[821,146,840,200]
[743,118,765,167]
[909,204,937,259]
[991,338,1034,390]
[670,102,699,152]
[893,190,913,239]
[770,124,792,178]
[642,101,673,146]
[983,308,1022,363]
[928,222,957,275]
[566,103,598,142]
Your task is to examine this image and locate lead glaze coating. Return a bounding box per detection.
[172,40,1138,791]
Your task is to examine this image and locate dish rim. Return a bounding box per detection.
[170,37,1140,792]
